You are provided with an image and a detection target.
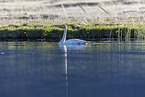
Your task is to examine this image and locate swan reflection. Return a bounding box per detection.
[59,44,87,97]
[59,44,87,51]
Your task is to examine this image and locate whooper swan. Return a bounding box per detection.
[59,25,86,45]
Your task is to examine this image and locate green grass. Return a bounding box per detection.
[0,21,143,41]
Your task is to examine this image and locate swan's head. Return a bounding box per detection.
[60,25,67,29]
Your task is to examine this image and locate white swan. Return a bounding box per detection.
[59,25,87,45]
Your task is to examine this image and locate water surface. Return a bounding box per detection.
[0,41,145,97]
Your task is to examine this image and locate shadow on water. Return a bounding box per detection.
[1,41,145,97]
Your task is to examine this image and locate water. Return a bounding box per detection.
[0,41,145,97]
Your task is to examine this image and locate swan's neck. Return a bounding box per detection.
[59,27,67,44]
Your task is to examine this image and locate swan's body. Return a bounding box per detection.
[62,39,86,44]
[59,25,86,45]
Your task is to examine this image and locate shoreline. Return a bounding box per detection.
[0,22,142,42]
[0,23,144,42]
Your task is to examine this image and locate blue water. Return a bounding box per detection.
[0,41,145,97]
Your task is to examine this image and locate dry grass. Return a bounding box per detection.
[0,0,144,25]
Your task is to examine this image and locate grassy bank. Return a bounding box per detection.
[0,22,143,41]
[0,0,144,41]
